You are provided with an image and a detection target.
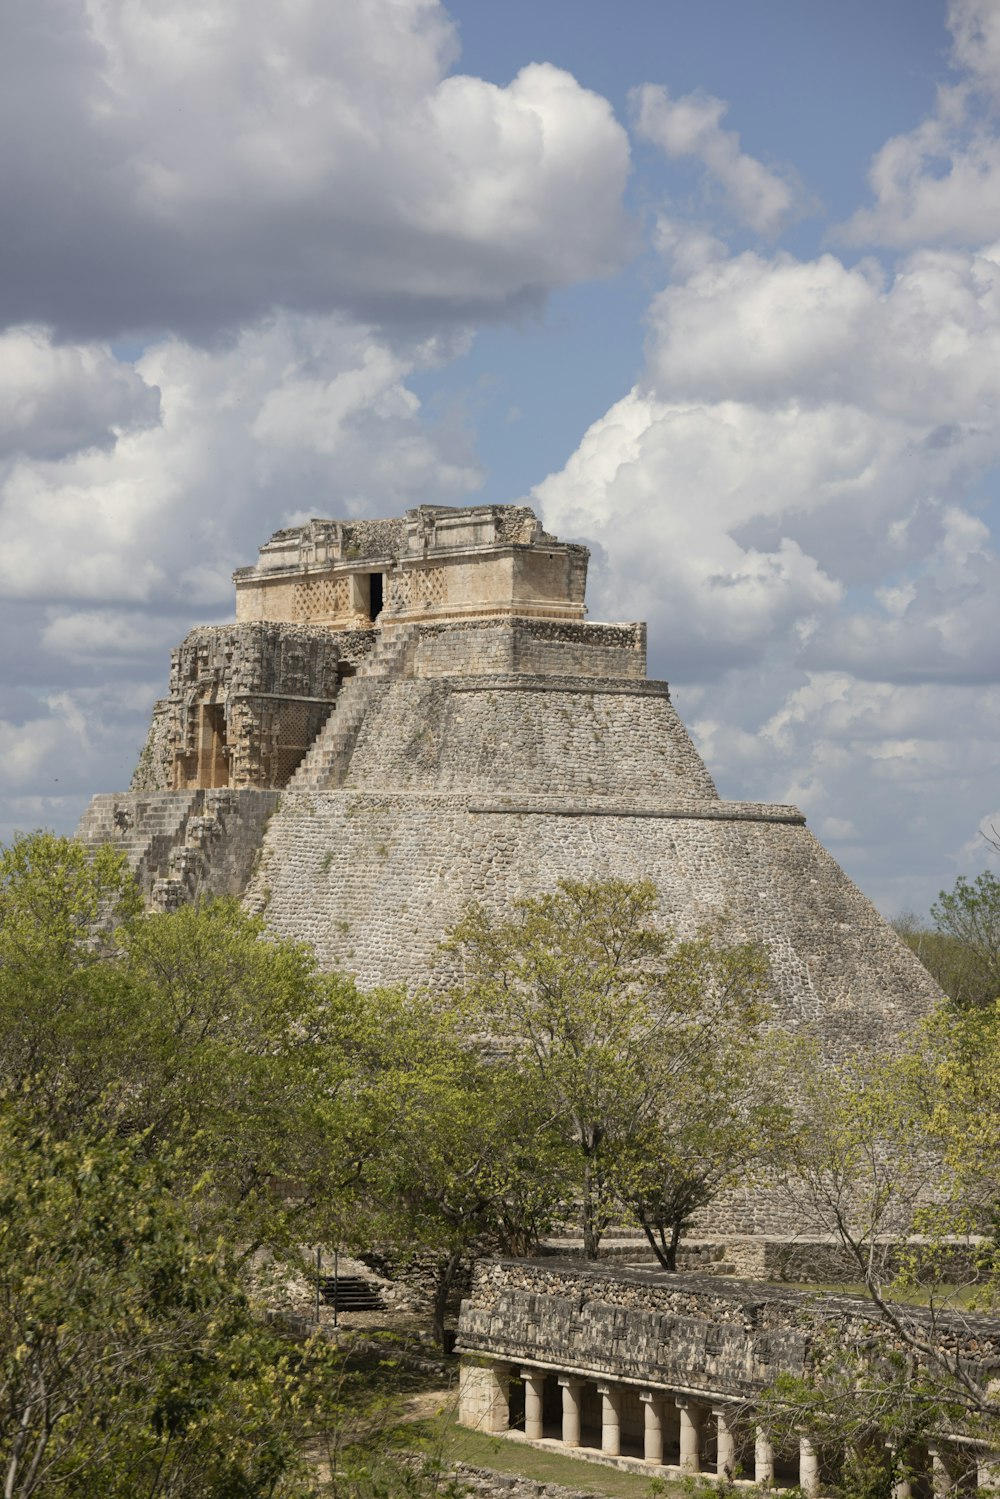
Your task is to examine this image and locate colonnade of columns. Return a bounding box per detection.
[520,1368,823,1493]
[465,1361,999,1498]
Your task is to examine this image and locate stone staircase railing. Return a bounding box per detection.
[288,625,418,790]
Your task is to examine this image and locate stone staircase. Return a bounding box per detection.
[318,1272,384,1312]
[76,792,201,902]
[75,788,279,911]
[288,625,418,790]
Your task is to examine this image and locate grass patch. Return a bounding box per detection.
[780,1281,988,1309]
[407,1412,696,1499]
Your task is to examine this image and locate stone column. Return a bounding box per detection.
[885,1442,912,1499]
[559,1376,582,1448]
[929,1447,954,1498]
[640,1390,664,1465]
[755,1426,775,1487]
[677,1397,702,1475]
[457,1360,510,1434]
[521,1370,545,1441]
[714,1407,736,1481]
[799,1434,821,1498]
[597,1383,622,1457]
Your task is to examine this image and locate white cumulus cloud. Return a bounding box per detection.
[632,83,803,237]
[841,0,1000,248]
[534,214,1000,909]
[0,0,632,341]
[0,314,481,606]
[0,327,160,460]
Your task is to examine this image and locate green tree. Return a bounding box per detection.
[448,878,772,1260]
[768,1023,1000,1478]
[0,1110,344,1498]
[931,871,1000,1008]
[613,1027,788,1270]
[117,898,370,1252]
[0,832,458,1493]
[0,832,143,1124]
[924,997,1000,1251]
[777,1045,941,1295]
[0,833,371,1253]
[893,871,1000,1010]
[351,990,565,1346]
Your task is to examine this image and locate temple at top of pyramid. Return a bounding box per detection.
[77,501,943,1231]
[127,501,687,797]
[233,503,589,629]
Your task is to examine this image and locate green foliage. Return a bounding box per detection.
[0,835,369,1250]
[117,898,368,1248]
[0,832,143,1125]
[762,1344,962,1499]
[448,878,777,1262]
[0,832,423,1492]
[0,1109,343,1498]
[932,872,1000,1007]
[921,998,1000,1264]
[346,989,566,1342]
[892,915,982,1010]
[894,871,1000,1010]
[777,1044,938,1280]
[769,1012,1000,1466]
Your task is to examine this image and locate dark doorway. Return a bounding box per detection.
[199,702,229,788]
[542,1375,562,1439]
[368,573,384,621]
[508,1375,525,1432]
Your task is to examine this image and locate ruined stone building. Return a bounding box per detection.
[77,502,942,1231]
[456,1259,1000,1495]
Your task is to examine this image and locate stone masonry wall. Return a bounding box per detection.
[76,788,280,908]
[326,678,719,800]
[412,619,646,680]
[247,789,939,1061]
[143,622,370,790]
[131,699,172,791]
[457,1260,1000,1398]
[244,782,940,1237]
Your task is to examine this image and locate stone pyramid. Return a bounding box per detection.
[77,503,940,1230]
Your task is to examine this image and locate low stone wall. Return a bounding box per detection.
[543,1232,985,1285]
[456,1259,1000,1497]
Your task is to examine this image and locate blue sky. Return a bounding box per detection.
[1,0,999,917]
[420,0,953,504]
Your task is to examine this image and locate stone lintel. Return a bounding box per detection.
[454,1349,737,1406]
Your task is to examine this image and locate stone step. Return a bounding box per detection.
[287,624,418,791]
[318,1274,383,1311]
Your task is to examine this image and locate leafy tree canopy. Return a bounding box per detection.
[448,877,779,1262]
[894,870,1000,1010]
[0,1110,345,1499]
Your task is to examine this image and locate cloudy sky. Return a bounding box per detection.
[2,0,998,917]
